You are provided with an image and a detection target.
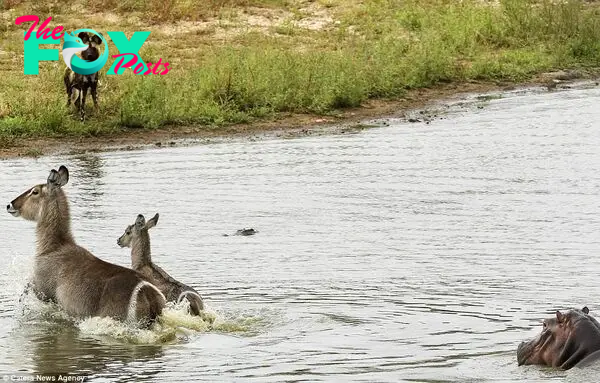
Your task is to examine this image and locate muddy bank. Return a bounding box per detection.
[1,70,598,159]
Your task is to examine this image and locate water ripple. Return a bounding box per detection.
[1,85,600,381]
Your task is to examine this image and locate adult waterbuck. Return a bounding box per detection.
[6,165,166,326]
[117,214,205,316]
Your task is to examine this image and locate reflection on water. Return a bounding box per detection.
[73,153,105,181]
[27,324,163,380]
[71,154,106,220]
[1,83,600,381]
[3,298,164,381]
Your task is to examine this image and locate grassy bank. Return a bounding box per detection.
[1,0,600,142]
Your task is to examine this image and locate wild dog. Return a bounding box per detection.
[118,214,206,316]
[6,166,166,327]
[64,32,101,121]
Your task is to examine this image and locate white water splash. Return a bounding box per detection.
[77,316,180,344]
[75,301,264,344]
[15,284,269,346]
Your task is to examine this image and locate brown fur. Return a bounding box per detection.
[6,166,165,326]
[118,214,205,316]
[517,307,600,370]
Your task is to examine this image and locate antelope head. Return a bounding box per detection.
[7,166,69,221]
[117,213,159,248]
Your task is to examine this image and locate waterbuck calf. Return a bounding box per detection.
[117,214,205,316]
[6,166,166,326]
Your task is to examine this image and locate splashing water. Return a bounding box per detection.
[16,291,267,346]
[77,316,179,344]
[77,302,267,344]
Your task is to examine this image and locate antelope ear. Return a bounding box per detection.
[135,214,146,229]
[145,213,159,229]
[556,311,565,323]
[57,166,69,187]
[47,169,61,190]
[583,306,590,315]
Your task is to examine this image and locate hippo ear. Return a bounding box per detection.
[583,306,590,315]
[556,311,565,323]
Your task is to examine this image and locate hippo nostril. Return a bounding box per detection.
[6,204,9,210]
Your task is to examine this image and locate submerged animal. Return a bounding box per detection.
[117,213,205,316]
[6,166,165,327]
[517,306,600,370]
[222,228,258,237]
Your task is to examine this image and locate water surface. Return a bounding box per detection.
[1,84,600,381]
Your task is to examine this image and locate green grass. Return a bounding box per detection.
[1,0,600,142]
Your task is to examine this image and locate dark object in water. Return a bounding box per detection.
[223,228,258,237]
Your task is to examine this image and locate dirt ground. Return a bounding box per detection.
[1,70,597,159]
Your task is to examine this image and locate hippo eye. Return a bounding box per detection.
[31,189,39,195]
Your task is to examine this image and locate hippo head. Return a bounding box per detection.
[517,306,600,370]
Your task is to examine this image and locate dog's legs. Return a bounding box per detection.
[74,87,81,110]
[91,78,98,110]
[64,70,73,107]
[66,87,72,107]
[80,86,88,121]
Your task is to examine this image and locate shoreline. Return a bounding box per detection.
[1,70,597,160]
